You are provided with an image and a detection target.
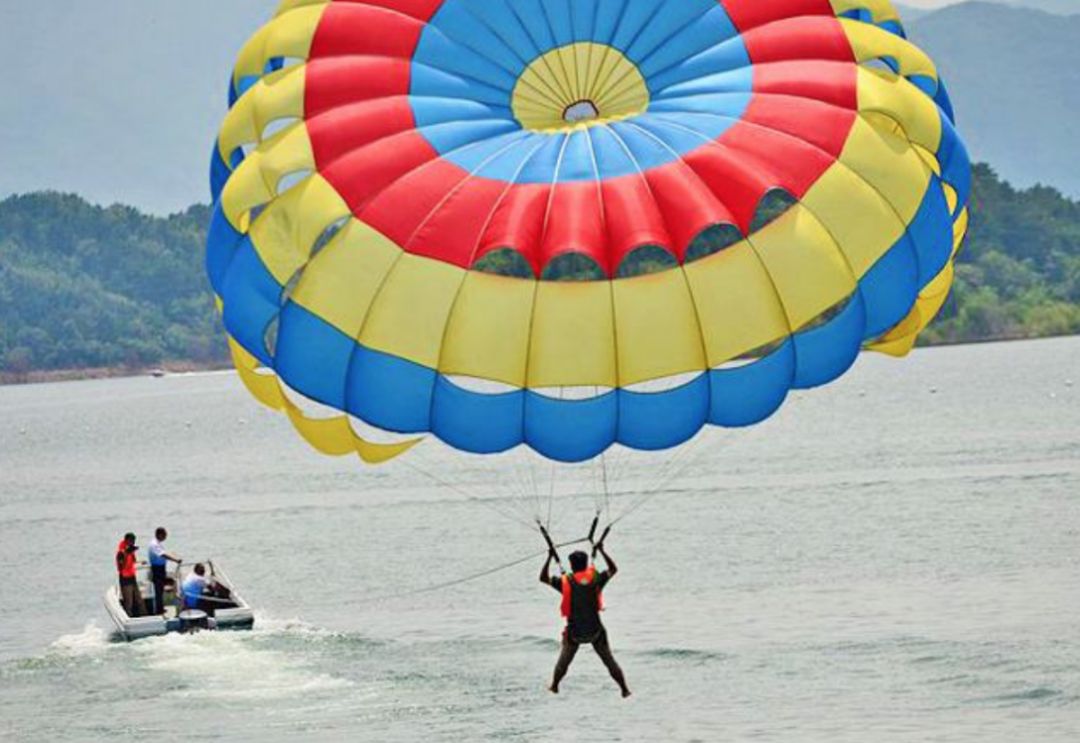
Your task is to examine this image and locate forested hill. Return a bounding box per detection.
[0,164,1078,378]
[0,196,223,375]
[924,164,1080,343]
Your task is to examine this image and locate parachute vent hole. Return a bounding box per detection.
[261,117,302,143]
[531,385,613,401]
[444,375,520,395]
[799,294,857,334]
[281,271,303,306]
[276,170,312,196]
[624,371,704,394]
[541,253,605,282]
[277,218,349,306]
[749,189,798,234]
[563,100,600,123]
[278,382,418,446]
[311,217,349,259]
[227,147,245,169]
[472,248,536,279]
[717,338,789,369]
[263,315,280,358]
[615,245,678,279]
[685,224,744,263]
[864,56,902,76]
[274,56,306,72]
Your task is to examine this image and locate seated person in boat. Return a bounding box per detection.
[182,563,240,617]
[181,563,214,616]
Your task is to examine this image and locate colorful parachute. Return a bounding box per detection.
[207,0,970,466]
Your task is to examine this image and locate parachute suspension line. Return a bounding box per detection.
[518,451,551,531]
[603,436,650,519]
[525,455,543,521]
[600,451,612,518]
[593,451,609,524]
[500,446,549,530]
[538,521,563,573]
[551,450,615,557]
[607,405,786,528]
[593,523,613,559]
[616,436,717,525]
[528,449,544,525]
[545,458,557,530]
[604,430,716,528]
[546,385,570,530]
[373,535,592,602]
[396,457,536,531]
[529,461,544,529]
[522,447,535,516]
[586,513,600,545]
[642,432,708,496]
[509,449,538,525]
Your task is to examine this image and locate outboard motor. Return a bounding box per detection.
[178,609,210,634]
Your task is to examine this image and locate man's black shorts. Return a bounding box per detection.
[563,626,607,647]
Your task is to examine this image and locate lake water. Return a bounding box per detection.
[1,337,1078,742]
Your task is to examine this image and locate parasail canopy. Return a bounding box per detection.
[207,0,970,466]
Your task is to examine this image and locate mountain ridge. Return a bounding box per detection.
[1,163,1078,378]
[0,1,1076,209]
[1,3,1076,380]
[905,2,1080,197]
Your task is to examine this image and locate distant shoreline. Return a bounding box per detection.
[3,332,1077,388]
[0,361,231,387]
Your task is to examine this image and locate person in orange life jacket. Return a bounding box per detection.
[115,532,144,617]
[540,544,631,698]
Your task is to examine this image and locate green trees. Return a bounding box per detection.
[0,194,224,373]
[0,163,1076,375]
[922,164,1080,344]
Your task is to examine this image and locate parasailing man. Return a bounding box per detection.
[539,524,631,698]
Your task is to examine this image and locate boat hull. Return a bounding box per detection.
[103,563,254,641]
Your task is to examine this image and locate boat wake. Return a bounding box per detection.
[28,613,363,703]
[50,622,117,655]
[133,627,354,701]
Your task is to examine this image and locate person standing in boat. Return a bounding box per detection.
[147,527,182,615]
[115,533,143,617]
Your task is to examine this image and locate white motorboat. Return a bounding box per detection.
[104,560,254,641]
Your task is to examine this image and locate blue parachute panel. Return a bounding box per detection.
[617,375,710,451]
[708,340,795,427]
[525,392,618,463]
[432,377,525,454]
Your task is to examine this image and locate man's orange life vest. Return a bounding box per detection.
[560,566,604,618]
[116,540,137,579]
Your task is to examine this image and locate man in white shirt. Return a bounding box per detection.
[147,527,182,615]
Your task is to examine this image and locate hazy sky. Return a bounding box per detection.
[0,2,268,213]
[902,0,967,6]
[0,0,996,213]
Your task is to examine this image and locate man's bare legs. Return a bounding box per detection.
[549,634,579,693]
[550,631,631,698]
[593,632,631,698]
